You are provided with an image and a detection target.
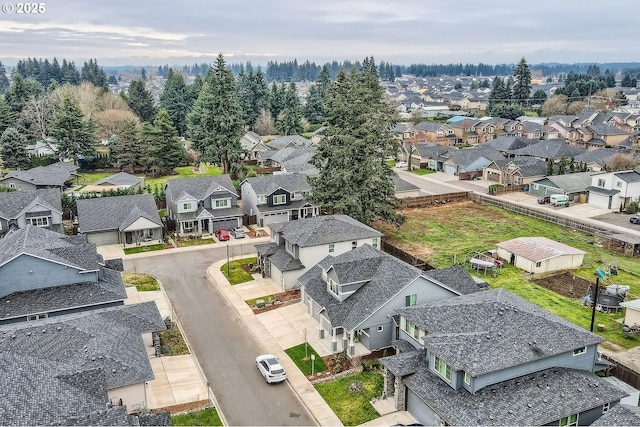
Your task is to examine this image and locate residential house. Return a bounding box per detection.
[575,123,629,149]
[528,171,598,200]
[25,137,58,156]
[269,146,319,176]
[479,136,539,158]
[482,157,547,185]
[573,148,622,172]
[240,173,320,227]
[516,120,545,139]
[239,131,263,159]
[0,161,80,191]
[255,214,383,290]
[413,121,456,146]
[381,288,624,426]
[77,194,163,247]
[299,244,484,355]
[508,139,586,163]
[78,172,145,194]
[586,169,640,210]
[0,188,63,235]
[409,143,451,170]
[495,236,586,274]
[620,299,640,330]
[591,403,640,426]
[165,175,243,236]
[265,135,312,150]
[447,117,481,145]
[0,225,167,423]
[442,147,505,176]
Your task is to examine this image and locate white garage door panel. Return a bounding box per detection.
[87,231,119,246]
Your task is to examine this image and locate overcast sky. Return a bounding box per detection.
[1,0,637,67]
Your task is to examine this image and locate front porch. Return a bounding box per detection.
[121,227,163,248]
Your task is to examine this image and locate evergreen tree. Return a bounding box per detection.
[303,64,331,124]
[0,96,16,133]
[141,109,185,175]
[268,82,285,122]
[276,82,303,135]
[309,64,403,226]
[50,94,95,163]
[512,57,532,106]
[160,69,190,136]
[124,79,157,123]
[0,61,9,93]
[80,59,108,87]
[0,127,30,169]
[187,53,244,173]
[4,73,43,115]
[109,117,142,170]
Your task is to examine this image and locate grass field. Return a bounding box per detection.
[221,257,257,285]
[285,343,328,376]
[171,407,222,426]
[121,272,160,291]
[374,201,640,349]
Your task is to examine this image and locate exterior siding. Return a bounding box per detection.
[240,182,259,216]
[0,177,37,191]
[107,382,147,414]
[0,254,98,298]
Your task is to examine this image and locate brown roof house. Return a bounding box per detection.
[496,236,586,274]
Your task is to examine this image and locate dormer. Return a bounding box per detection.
[177,195,198,213]
[323,265,368,303]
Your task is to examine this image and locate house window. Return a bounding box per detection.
[29,217,50,227]
[464,372,471,385]
[616,181,623,188]
[573,347,586,356]
[352,241,357,250]
[273,194,286,205]
[535,261,541,267]
[405,294,417,307]
[27,313,48,321]
[403,319,420,341]
[214,198,229,209]
[433,356,452,382]
[533,183,539,190]
[597,179,606,187]
[603,403,610,414]
[285,240,293,254]
[257,195,266,204]
[8,183,15,189]
[328,279,339,296]
[329,243,335,253]
[182,202,192,210]
[559,414,578,426]
[372,238,378,249]
[377,325,384,332]
[183,221,196,232]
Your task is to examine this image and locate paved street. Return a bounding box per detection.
[124,246,316,426]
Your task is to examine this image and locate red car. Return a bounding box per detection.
[215,228,230,241]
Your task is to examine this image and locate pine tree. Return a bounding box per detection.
[0,127,30,169]
[269,82,285,122]
[50,94,95,163]
[109,117,141,170]
[309,64,403,226]
[187,53,244,173]
[276,82,303,135]
[124,79,157,123]
[303,65,331,124]
[0,61,10,93]
[4,73,43,115]
[80,59,107,87]
[142,109,185,175]
[0,96,16,133]
[160,69,190,136]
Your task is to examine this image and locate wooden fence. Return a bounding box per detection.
[381,240,433,271]
[395,192,471,208]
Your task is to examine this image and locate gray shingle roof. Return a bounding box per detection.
[0,267,127,321]
[615,170,640,183]
[392,174,419,193]
[405,366,626,426]
[267,247,305,272]
[396,289,603,376]
[423,265,484,295]
[271,214,382,247]
[509,139,586,159]
[265,135,310,150]
[243,173,310,196]
[380,348,427,376]
[0,301,165,426]
[55,405,139,426]
[165,175,237,202]
[540,171,599,193]
[77,194,162,233]
[573,148,620,165]
[0,226,101,273]
[0,188,62,220]
[591,404,640,426]
[94,172,143,187]
[0,161,79,186]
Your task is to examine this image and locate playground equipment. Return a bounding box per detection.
[581,268,628,313]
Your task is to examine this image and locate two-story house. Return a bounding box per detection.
[240,174,320,227]
[0,188,63,236]
[0,225,166,423]
[298,244,484,355]
[0,161,80,191]
[255,214,383,290]
[381,288,626,426]
[165,175,243,236]
[586,169,640,210]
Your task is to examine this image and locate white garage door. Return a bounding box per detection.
[87,231,119,246]
[261,212,289,226]
[406,389,433,426]
[211,218,238,232]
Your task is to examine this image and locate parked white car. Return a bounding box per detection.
[256,354,287,383]
[395,161,408,168]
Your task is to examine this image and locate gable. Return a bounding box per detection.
[122,217,162,232]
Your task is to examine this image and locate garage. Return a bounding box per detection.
[260,212,289,227]
[406,389,437,426]
[210,217,240,232]
[86,230,119,246]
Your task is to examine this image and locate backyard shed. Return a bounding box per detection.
[496,236,586,274]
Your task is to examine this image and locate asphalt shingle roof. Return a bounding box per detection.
[508,139,586,159]
[0,161,79,187]
[165,175,237,202]
[0,302,165,426]
[0,188,62,220]
[270,214,382,247]
[591,404,640,426]
[396,289,603,376]
[94,172,143,187]
[405,366,626,426]
[77,194,162,233]
[243,173,310,196]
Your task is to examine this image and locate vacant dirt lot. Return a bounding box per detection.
[534,272,592,300]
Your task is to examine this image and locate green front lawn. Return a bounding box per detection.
[176,237,216,247]
[171,407,222,426]
[121,272,160,291]
[285,343,328,376]
[124,244,165,255]
[315,371,383,426]
[221,257,257,285]
[410,168,436,175]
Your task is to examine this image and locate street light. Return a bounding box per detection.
[226,240,230,277]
